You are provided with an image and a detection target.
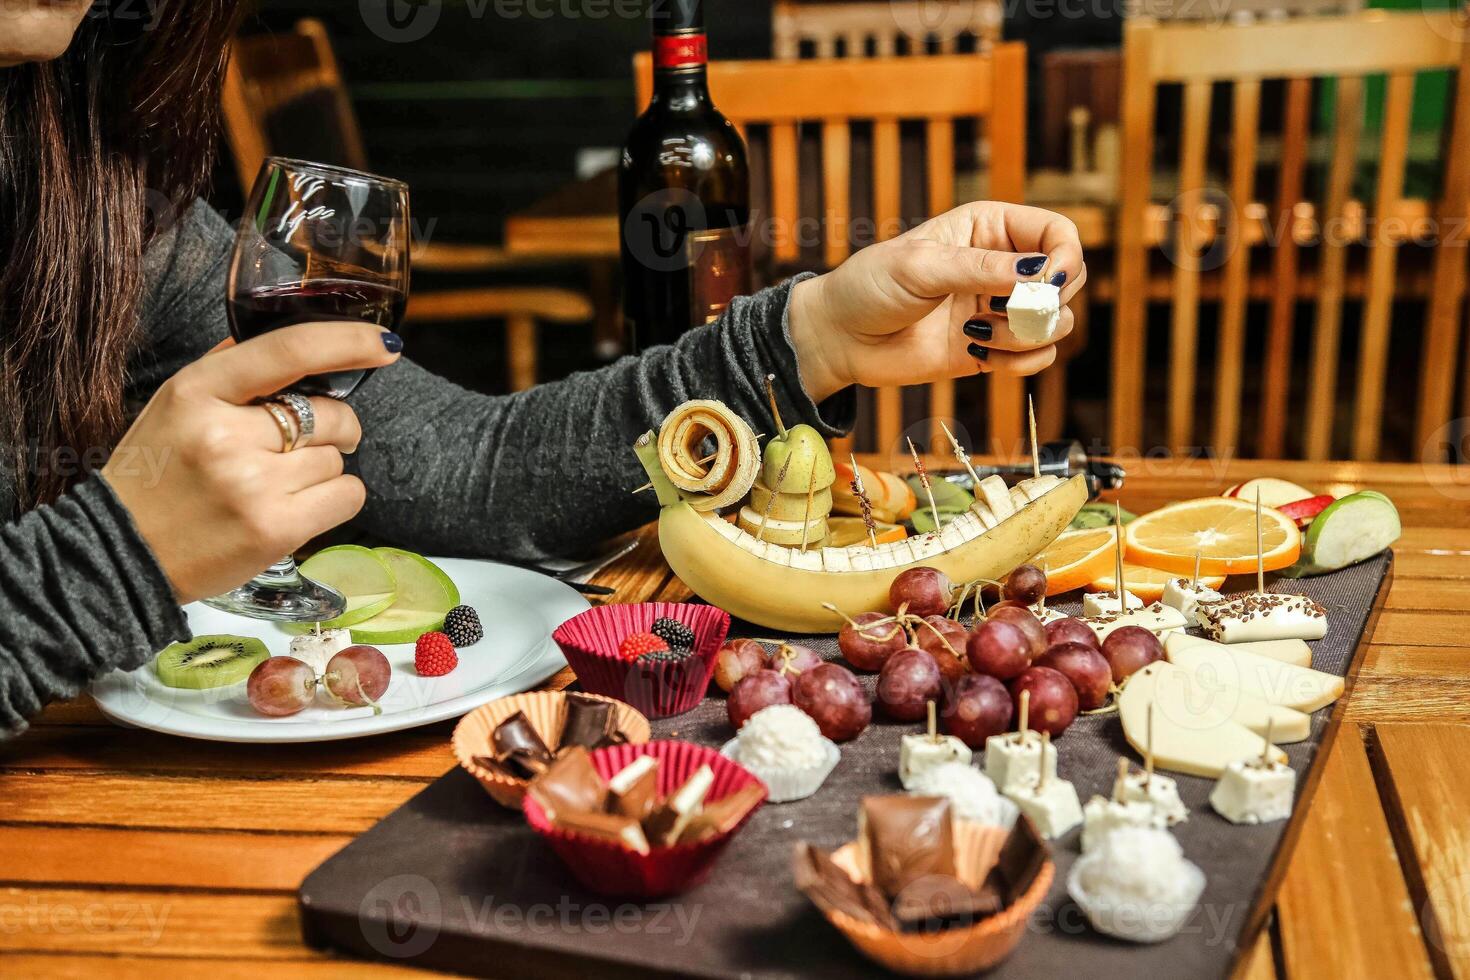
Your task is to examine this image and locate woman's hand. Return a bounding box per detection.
[787,202,1086,403]
[101,323,401,604]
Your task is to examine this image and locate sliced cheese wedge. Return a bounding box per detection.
[1165,632,1312,669]
[1165,643,1343,714]
[1085,602,1189,642]
[1119,662,1289,778]
[1133,660,1310,743]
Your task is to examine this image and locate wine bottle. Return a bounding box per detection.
[619,0,751,351]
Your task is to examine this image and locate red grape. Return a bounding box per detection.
[967,620,1031,680]
[727,669,793,730]
[793,662,871,742]
[713,638,767,693]
[1003,563,1048,605]
[985,599,1030,614]
[1009,666,1079,737]
[771,642,822,678]
[1036,642,1112,710]
[941,673,1014,748]
[889,566,954,618]
[877,647,943,721]
[1101,626,1165,683]
[914,615,970,684]
[247,657,317,717]
[986,605,1046,658]
[838,612,908,672]
[323,645,391,711]
[1044,616,1101,653]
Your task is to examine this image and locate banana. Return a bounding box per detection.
[656,400,760,512]
[656,474,1087,632]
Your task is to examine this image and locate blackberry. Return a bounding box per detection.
[650,616,695,650]
[638,647,693,665]
[442,605,483,647]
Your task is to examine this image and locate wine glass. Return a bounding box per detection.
[204,158,411,623]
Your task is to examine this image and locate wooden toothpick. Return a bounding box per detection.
[1112,757,1129,803]
[1192,548,1202,589]
[756,452,793,543]
[799,465,818,552]
[927,700,939,744]
[1018,689,1031,738]
[907,437,941,536]
[1039,562,1049,617]
[1028,394,1041,479]
[1114,500,1127,606]
[1145,703,1156,791]
[1261,717,1274,766]
[849,452,879,550]
[939,420,983,487]
[764,373,787,440]
[1256,487,1266,594]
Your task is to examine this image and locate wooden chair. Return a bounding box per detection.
[221,19,593,392]
[635,48,1029,461]
[771,0,1002,58]
[1111,10,1470,461]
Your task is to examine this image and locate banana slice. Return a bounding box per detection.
[1018,475,1063,501]
[1009,486,1030,512]
[970,502,998,529]
[977,475,1015,521]
[657,400,760,512]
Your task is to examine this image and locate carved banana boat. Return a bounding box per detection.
[636,431,1086,632]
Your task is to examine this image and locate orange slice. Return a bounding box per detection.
[1089,562,1227,603]
[1028,527,1119,596]
[1124,496,1301,575]
[826,516,906,548]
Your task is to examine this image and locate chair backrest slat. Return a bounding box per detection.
[768,122,801,264]
[1258,77,1313,458]
[1167,78,1213,454]
[822,120,852,268]
[1213,78,1262,456]
[772,0,1001,59]
[1303,75,1363,460]
[1350,70,1416,460]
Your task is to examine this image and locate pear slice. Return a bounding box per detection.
[735,506,827,548]
[750,480,833,522]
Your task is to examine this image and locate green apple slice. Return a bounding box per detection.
[1281,490,1401,577]
[287,545,398,631]
[347,549,461,644]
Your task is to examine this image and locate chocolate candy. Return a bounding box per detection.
[492,711,554,778]
[556,810,651,855]
[793,842,897,930]
[892,874,1002,932]
[644,764,714,846]
[560,694,622,750]
[989,813,1048,907]
[679,784,765,843]
[606,755,659,821]
[860,795,956,899]
[527,746,606,821]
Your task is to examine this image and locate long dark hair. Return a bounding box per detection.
[0,0,242,511]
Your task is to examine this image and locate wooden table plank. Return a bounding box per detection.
[0,772,428,834]
[1237,930,1279,980]
[1374,724,1470,979]
[0,955,455,979]
[1366,611,1470,649]
[0,827,350,891]
[1276,727,1433,979]
[1363,644,1470,678]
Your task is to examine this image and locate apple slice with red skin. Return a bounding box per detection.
[1276,494,1335,528]
[1221,477,1315,509]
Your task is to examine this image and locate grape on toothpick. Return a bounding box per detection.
[248,657,317,717]
[322,646,391,715]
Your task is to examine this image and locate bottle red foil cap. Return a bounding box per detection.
[654,33,708,70]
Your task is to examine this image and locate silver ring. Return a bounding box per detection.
[272,393,316,450]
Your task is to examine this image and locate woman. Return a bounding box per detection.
[0,1,1085,733]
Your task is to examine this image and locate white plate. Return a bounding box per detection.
[90,558,589,743]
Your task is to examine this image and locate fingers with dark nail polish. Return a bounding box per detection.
[1049,271,1067,287]
[382,332,404,353]
[967,342,990,361]
[988,295,1008,313]
[963,319,993,342]
[1016,255,1046,277]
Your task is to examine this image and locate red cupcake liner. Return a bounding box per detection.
[552,602,729,719]
[522,740,767,898]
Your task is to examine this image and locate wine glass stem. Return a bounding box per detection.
[259,556,305,584]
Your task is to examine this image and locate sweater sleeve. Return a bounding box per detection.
[0,477,190,736]
[348,274,857,560]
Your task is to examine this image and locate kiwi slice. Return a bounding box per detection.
[153,635,270,690]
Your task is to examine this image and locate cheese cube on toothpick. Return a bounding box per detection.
[984,690,1056,792]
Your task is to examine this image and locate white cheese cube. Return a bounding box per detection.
[899,734,973,790]
[1161,577,1224,623]
[1210,758,1296,825]
[1083,590,1145,617]
[1081,796,1166,852]
[287,628,351,674]
[1195,592,1329,643]
[1086,602,1190,643]
[1006,280,1062,344]
[984,731,1056,792]
[1006,774,1083,839]
[1119,771,1189,826]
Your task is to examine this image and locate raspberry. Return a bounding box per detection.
[414,631,458,676]
[618,632,668,662]
[650,616,695,650]
[443,605,483,647]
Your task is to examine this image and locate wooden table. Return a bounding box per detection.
[3,456,1466,978]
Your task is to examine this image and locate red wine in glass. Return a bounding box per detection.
[227,279,407,399]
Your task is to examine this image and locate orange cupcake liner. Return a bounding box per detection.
[452,691,651,808]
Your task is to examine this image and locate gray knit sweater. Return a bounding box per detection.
[0,202,853,735]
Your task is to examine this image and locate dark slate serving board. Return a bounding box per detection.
[299,552,1392,979]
